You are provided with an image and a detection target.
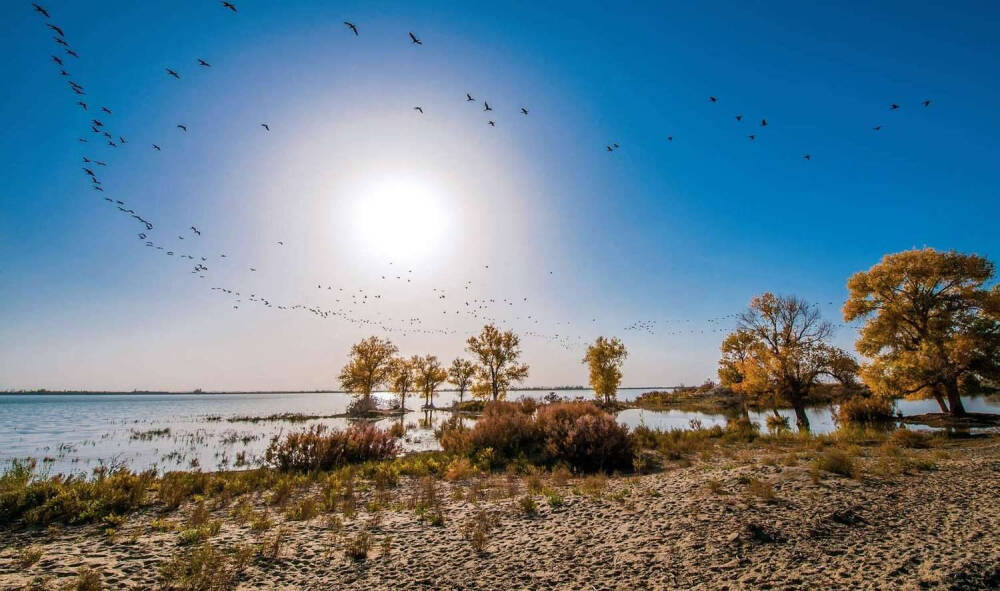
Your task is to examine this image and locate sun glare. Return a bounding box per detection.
[352,176,451,261]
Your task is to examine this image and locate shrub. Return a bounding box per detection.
[517,494,537,516]
[387,422,405,438]
[159,542,253,590]
[16,545,43,569]
[344,530,372,560]
[837,397,894,425]
[813,449,856,477]
[263,424,400,472]
[746,478,776,501]
[0,459,153,526]
[887,428,932,449]
[461,510,499,553]
[536,403,634,472]
[765,414,790,433]
[73,567,103,591]
[465,404,543,465]
[444,457,479,481]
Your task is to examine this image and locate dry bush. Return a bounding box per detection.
[706,479,724,494]
[461,509,500,553]
[344,530,372,561]
[15,545,43,569]
[158,542,254,590]
[285,497,319,521]
[813,449,857,478]
[387,422,405,438]
[837,397,895,425]
[765,414,791,433]
[887,428,933,449]
[536,403,634,472]
[518,494,537,516]
[746,478,776,502]
[263,424,400,472]
[550,465,571,487]
[444,457,479,481]
[72,567,103,591]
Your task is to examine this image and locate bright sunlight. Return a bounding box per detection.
[351,176,451,261]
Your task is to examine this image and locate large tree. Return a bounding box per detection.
[414,355,448,408]
[719,293,858,430]
[338,336,398,411]
[583,336,628,405]
[844,248,1000,416]
[447,358,476,405]
[466,324,530,401]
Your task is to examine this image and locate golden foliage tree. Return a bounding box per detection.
[582,336,628,405]
[387,356,418,411]
[466,324,530,401]
[718,293,857,430]
[338,336,398,411]
[844,248,1000,416]
[414,355,448,408]
[447,358,476,405]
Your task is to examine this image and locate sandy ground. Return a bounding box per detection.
[2,437,999,590]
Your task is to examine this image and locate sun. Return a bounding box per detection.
[352,176,451,261]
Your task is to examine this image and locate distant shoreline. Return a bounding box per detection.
[0,386,672,396]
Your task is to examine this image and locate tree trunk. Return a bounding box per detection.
[931,384,949,413]
[944,379,966,417]
[788,391,810,431]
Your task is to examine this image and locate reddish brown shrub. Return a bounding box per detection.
[537,403,633,472]
[264,424,400,472]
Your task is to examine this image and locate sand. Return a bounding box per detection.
[2,437,999,590]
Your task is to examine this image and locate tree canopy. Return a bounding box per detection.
[718,293,857,429]
[387,356,418,410]
[447,358,476,404]
[844,248,1000,416]
[337,336,398,410]
[582,336,628,405]
[466,324,529,401]
[414,355,448,408]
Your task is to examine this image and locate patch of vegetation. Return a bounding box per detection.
[837,397,895,425]
[158,542,256,590]
[263,423,400,472]
[129,428,172,441]
[813,449,857,478]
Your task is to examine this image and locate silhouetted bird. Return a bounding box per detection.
[51,55,63,65]
[47,24,64,36]
[166,68,180,79]
[277,241,284,245]
[152,144,161,150]
[221,1,237,13]
[747,134,756,140]
[922,99,932,107]
[54,37,68,46]
[119,136,127,143]
[873,126,882,131]
[33,3,50,18]
[803,154,811,160]
[483,101,492,111]
[606,146,613,151]
[65,49,78,58]
[466,93,475,101]
[760,118,767,127]
[101,106,111,114]
[198,58,211,67]
[709,96,718,103]
[77,101,87,110]
[521,107,529,115]
[261,123,269,131]
[414,106,423,113]
[667,136,673,141]
[409,32,422,45]
[890,103,899,110]
[488,120,495,126]
[177,124,187,131]
[344,22,358,35]
[59,69,69,76]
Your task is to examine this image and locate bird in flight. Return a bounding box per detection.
[922,99,932,107]
[177,124,187,131]
[261,123,270,131]
[709,96,718,103]
[77,101,87,111]
[735,114,743,121]
[197,58,211,67]
[152,144,161,151]
[277,241,284,245]
[667,136,673,141]
[414,106,423,114]
[409,32,422,45]
[889,103,899,110]
[606,145,613,151]
[760,118,767,127]
[65,49,79,58]
[119,136,127,144]
[873,125,882,131]
[344,22,358,36]
[33,3,50,18]
[521,107,529,115]
[488,120,495,126]
[221,1,237,13]
[54,37,68,47]
[51,55,63,66]
[483,101,492,111]
[191,226,201,236]
[101,106,112,114]
[803,154,811,160]
[47,23,64,37]
[166,68,180,79]
[747,134,756,140]
[466,93,475,102]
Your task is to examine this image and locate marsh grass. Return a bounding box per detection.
[159,542,255,590]
[344,530,372,561]
[461,509,500,553]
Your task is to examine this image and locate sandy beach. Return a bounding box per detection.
[3,435,998,590]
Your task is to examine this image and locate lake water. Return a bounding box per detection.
[2,389,998,476]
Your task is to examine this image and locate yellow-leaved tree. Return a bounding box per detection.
[844,248,1000,416]
[466,324,530,401]
[387,356,418,411]
[447,358,476,405]
[414,355,448,408]
[718,293,857,430]
[582,336,628,406]
[338,336,398,413]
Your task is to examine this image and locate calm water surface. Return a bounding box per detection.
[2,389,998,476]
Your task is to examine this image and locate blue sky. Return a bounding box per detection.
[1,1,998,390]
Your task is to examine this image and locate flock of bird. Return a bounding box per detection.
[30,2,911,353]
